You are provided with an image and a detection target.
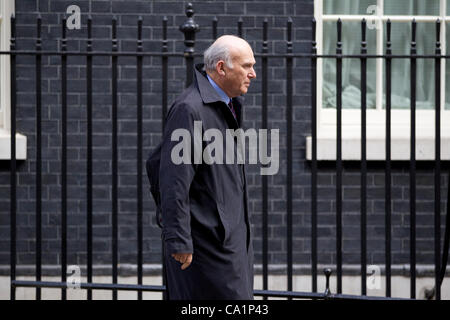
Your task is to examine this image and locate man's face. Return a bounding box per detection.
[222,46,256,97]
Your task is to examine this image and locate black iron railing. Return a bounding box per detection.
[6,3,449,300]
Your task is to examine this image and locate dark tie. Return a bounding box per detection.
[228,100,237,120]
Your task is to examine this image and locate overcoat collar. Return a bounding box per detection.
[194,64,245,128]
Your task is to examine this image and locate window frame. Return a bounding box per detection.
[0,0,14,129]
[0,0,26,160]
[307,0,450,160]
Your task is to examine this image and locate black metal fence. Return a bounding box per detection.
[7,3,450,300]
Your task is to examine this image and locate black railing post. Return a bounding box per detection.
[286,17,293,299]
[409,18,417,299]
[360,18,367,296]
[311,18,318,293]
[162,16,168,129]
[434,18,441,301]
[35,14,42,301]
[179,3,199,88]
[335,18,343,294]
[137,16,143,301]
[9,14,16,301]
[385,19,392,298]
[161,15,168,300]
[261,18,269,300]
[86,15,93,301]
[61,15,68,301]
[111,16,119,301]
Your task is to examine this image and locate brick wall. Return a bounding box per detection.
[0,0,448,275]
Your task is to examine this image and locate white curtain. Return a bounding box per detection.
[322,0,449,110]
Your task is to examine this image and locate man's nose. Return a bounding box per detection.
[249,68,256,79]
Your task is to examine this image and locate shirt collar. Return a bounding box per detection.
[206,74,231,105]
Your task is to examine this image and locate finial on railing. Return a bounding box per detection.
[436,19,441,52]
[36,14,42,50]
[112,16,118,52]
[137,16,143,52]
[337,18,342,43]
[386,19,391,44]
[361,18,367,54]
[262,18,268,53]
[61,16,66,51]
[162,16,168,53]
[336,18,342,54]
[312,18,316,53]
[287,17,292,54]
[10,14,16,51]
[87,16,92,51]
[179,2,199,55]
[361,18,366,42]
[411,18,416,53]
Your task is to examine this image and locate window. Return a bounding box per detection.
[307,0,450,160]
[0,1,26,160]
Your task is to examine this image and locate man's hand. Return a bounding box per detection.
[171,253,193,270]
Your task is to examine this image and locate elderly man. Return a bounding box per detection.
[150,35,256,300]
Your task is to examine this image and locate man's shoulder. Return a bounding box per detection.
[170,84,203,115]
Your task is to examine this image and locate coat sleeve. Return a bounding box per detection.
[159,101,198,255]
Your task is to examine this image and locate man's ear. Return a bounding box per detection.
[216,61,226,76]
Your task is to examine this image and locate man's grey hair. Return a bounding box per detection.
[203,42,234,72]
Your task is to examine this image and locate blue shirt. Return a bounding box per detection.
[207,74,231,106]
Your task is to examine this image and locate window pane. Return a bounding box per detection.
[383,22,437,110]
[323,0,378,15]
[384,0,440,15]
[322,21,377,109]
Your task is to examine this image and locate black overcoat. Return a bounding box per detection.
[156,64,253,300]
